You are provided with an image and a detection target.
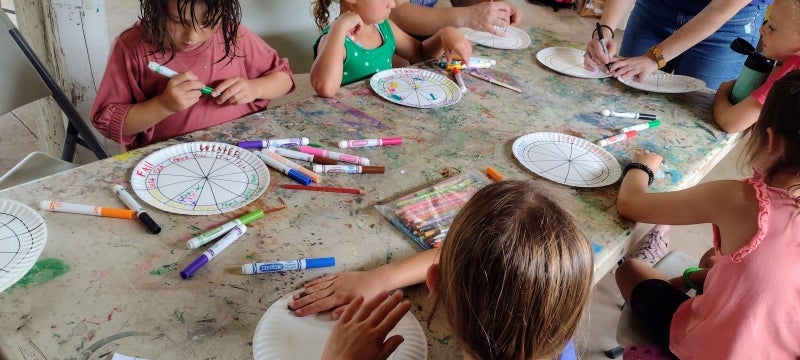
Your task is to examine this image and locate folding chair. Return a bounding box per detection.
[0,10,109,190]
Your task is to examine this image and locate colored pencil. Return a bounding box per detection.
[282,184,363,195]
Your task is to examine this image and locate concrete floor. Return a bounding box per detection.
[0,1,749,358]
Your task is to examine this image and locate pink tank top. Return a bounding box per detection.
[669,175,800,359]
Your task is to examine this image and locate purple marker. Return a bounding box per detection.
[180,224,246,279]
[238,137,310,149]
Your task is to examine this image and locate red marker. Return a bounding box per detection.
[597,130,637,147]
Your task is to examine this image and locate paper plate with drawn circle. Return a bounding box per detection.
[253,290,427,360]
[130,142,269,215]
[370,68,462,108]
[617,73,706,93]
[459,26,531,49]
[0,198,47,292]
[512,132,622,187]
[536,47,612,79]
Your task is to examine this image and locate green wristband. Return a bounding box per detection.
[682,267,704,291]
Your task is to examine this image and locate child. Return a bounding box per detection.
[713,0,800,133]
[310,0,473,97]
[615,70,800,358]
[292,180,595,359]
[91,0,295,150]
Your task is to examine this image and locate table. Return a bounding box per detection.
[0,25,736,359]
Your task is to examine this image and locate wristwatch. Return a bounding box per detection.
[648,45,666,69]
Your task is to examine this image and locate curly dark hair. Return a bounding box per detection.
[139,0,241,64]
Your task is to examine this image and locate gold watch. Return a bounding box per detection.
[648,45,666,69]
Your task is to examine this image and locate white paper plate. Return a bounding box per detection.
[130,142,269,215]
[512,132,622,187]
[536,47,612,79]
[459,26,531,49]
[0,199,47,292]
[253,291,427,360]
[618,73,706,93]
[370,68,462,108]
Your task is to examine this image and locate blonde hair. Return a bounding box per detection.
[432,180,594,360]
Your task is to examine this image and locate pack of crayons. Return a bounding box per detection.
[376,171,488,249]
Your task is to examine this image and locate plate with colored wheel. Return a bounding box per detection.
[252,290,427,360]
[617,73,706,93]
[536,47,612,79]
[0,198,47,292]
[459,26,531,50]
[131,142,270,215]
[512,132,622,188]
[370,68,462,108]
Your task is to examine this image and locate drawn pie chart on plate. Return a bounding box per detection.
[370,68,462,108]
[253,290,427,360]
[536,47,612,79]
[512,132,622,187]
[459,26,531,49]
[0,198,47,292]
[617,73,706,93]
[131,142,270,215]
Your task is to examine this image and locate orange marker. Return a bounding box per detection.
[40,200,136,220]
[486,167,504,181]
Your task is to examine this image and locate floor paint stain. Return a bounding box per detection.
[9,258,70,289]
[149,262,178,276]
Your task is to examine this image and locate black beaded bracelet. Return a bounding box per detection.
[623,162,654,186]
[592,24,615,39]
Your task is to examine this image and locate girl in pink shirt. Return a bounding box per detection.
[91,0,295,150]
[615,70,800,359]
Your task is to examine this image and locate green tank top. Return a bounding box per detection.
[314,19,396,86]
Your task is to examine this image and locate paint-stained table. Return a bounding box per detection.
[0,23,736,360]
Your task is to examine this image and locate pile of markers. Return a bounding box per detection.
[380,172,487,249]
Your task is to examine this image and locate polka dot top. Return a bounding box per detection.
[314,20,396,86]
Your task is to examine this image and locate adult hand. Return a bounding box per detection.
[632,149,662,171]
[288,270,391,319]
[439,26,473,66]
[214,77,258,105]
[463,1,521,36]
[320,291,411,360]
[584,37,619,73]
[156,71,204,112]
[609,55,659,82]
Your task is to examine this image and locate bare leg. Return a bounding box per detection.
[628,224,670,266]
[615,258,669,301]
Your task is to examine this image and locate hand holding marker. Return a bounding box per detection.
[148,61,215,96]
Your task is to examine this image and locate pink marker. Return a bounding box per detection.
[299,146,370,165]
[338,137,403,149]
[597,130,638,147]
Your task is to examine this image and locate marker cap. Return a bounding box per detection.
[311,156,338,165]
[180,255,208,279]
[139,213,162,234]
[306,257,336,269]
[201,86,215,96]
[240,209,265,225]
[362,166,385,174]
[287,169,313,185]
[238,140,266,149]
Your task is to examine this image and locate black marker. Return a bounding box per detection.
[113,185,161,234]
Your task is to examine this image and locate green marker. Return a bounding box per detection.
[186,209,263,249]
[148,61,216,97]
[620,120,661,133]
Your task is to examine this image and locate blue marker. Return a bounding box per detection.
[180,224,247,279]
[241,257,336,274]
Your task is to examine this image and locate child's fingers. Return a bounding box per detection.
[376,335,405,360]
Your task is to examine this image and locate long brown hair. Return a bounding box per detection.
[313,0,335,30]
[432,180,594,360]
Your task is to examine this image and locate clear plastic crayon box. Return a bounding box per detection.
[376,170,489,249]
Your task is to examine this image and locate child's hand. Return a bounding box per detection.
[438,27,472,67]
[157,71,204,112]
[288,270,389,319]
[321,291,411,360]
[331,11,364,38]
[632,149,663,171]
[213,77,258,105]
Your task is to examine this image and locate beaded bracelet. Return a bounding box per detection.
[682,267,704,292]
[592,24,615,39]
[623,162,654,186]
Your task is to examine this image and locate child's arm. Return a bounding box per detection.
[122,71,207,135]
[212,71,294,105]
[288,248,440,318]
[310,12,364,98]
[390,0,520,37]
[391,21,472,66]
[712,80,763,133]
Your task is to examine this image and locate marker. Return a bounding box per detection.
[312,165,385,174]
[237,137,310,149]
[595,22,612,71]
[40,200,136,220]
[338,137,403,148]
[254,150,313,185]
[282,184,364,195]
[451,55,496,68]
[147,61,215,96]
[452,67,467,93]
[113,185,161,234]
[181,224,246,279]
[469,71,523,93]
[241,257,336,274]
[485,167,504,181]
[269,147,338,165]
[261,149,322,183]
[620,120,661,134]
[597,130,638,147]
[186,209,263,249]
[299,146,370,165]
[601,109,657,120]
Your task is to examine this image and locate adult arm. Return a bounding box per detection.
[390,0,520,36]
[391,20,472,65]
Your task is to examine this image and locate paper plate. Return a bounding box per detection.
[370,68,462,108]
[618,73,706,93]
[512,132,622,187]
[130,142,269,215]
[0,198,47,292]
[253,291,427,360]
[536,47,612,79]
[459,26,531,49]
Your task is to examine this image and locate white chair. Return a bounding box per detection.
[0,10,109,190]
[604,251,699,358]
